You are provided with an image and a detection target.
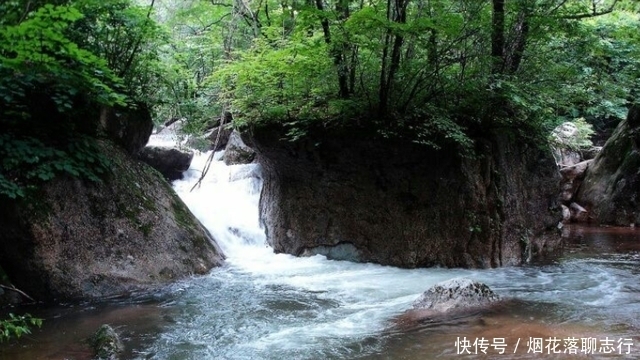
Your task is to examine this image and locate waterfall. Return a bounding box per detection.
[136,135,640,359]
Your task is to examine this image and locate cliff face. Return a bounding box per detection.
[575,106,640,226]
[0,141,224,301]
[248,126,561,268]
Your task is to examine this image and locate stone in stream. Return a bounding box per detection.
[394,278,501,328]
[558,159,592,204]
[411,278,500,313]
[223,131,256,165]
[138,146,194,181]
[206,125,233,151]
[251,124,562,268]
[90,324,123,360]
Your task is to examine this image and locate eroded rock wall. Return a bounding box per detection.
[249,127,561,268]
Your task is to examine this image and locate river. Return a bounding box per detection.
[1,148,639,359]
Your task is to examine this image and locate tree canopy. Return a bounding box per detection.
[0,0,162,199]
[153,0,639,149]
[1,0,639,200]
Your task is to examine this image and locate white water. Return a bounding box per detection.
[121,145,640,359]
[0,136,637,360]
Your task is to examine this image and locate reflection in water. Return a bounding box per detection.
[1,151,639,359]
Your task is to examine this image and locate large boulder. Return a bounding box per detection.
[249,125,562,268]
[99,104,153,155]
[138,146,194,181]
[575,105,640,225]
[0,141,224,301]
[223,131,256,165]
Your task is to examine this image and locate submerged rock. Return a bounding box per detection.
[575,105,640,225]
[0,140,224,301]
[411,278,500,313]
[223,131,256,165]
[252,125,561,268]
[138,146,194,181]
[91,324,123,360]
[395,279,502,327]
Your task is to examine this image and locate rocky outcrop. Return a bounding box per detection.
[575,106,640,226]
[249,125,561,268]
[138,146,194,181]
[182,126,233,152]
[551,122,583,167]
[0,141,224,301]
[558,160,592,222]
[99,104,153,155]
[223,131,256,165]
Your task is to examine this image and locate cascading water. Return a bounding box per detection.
[1,133,639,360]
[133,145,640,359]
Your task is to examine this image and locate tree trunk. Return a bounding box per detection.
[316,0,349,99]
[491,0,505,74]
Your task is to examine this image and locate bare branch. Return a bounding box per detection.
[0,284,36,302]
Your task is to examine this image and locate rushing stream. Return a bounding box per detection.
[1,146,639,359]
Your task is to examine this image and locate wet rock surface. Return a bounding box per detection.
[138,146,194,181]
[224,131,256,165]
[251,125,561,268]
[411,278,500,313]
[91,324,123,360]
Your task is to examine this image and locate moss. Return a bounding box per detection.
[88,141,163,236]
[171,198,194,228]
[139,222,153,238]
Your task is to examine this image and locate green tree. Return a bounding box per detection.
[157,0,636,153]
[0,0,164,199]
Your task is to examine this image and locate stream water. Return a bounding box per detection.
[1,147,639,359]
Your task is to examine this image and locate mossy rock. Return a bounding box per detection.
[0,140,224,301]
[90,324,123,360]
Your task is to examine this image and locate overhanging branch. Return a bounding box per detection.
[559,0,618,19]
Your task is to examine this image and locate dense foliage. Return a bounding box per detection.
[153,0,639,151]
[0,313,42,343]
[0,0,163,199]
